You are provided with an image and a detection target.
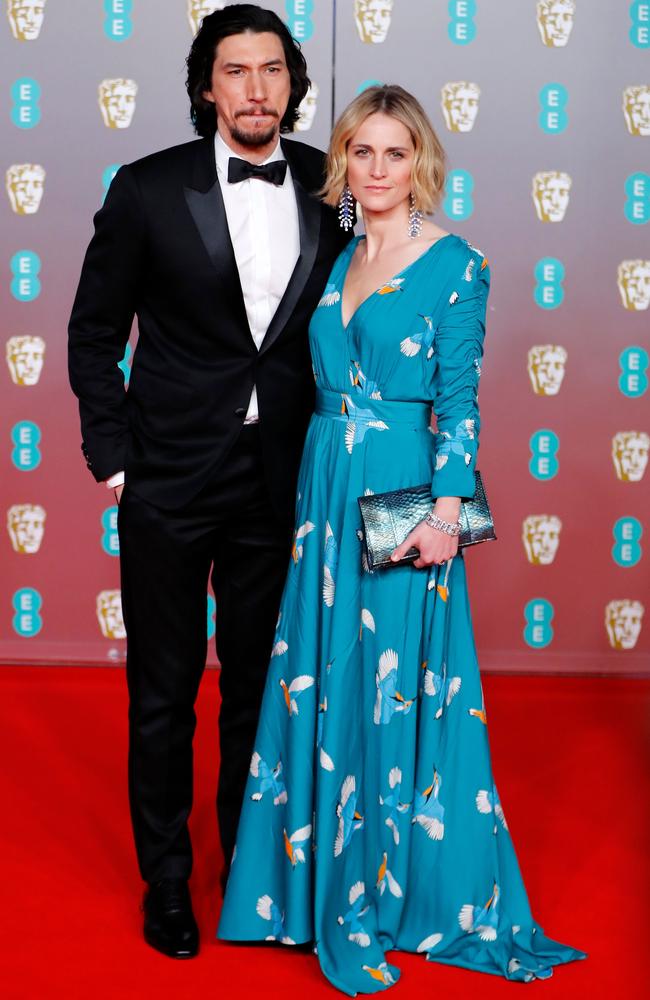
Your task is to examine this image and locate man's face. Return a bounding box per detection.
[354,0,393,44]
[7,505,45,553]
[534,173,571,221]
[7,165,45,214]
[623,87,650,136]
[613,433,650,482]
[202,31,291,157]
[443,84,480,132]
[8,0,46,41]
[537,0,575,47]
[6,336,45,385]
[618,262,650,310]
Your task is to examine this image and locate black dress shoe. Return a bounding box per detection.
[143,878,199,958]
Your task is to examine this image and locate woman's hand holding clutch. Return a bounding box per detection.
[390,497,461,568]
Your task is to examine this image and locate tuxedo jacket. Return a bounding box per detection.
[68,136,348,516]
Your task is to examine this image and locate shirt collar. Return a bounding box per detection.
[214,130,285,179]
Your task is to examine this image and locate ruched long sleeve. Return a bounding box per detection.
[430,249,490,501]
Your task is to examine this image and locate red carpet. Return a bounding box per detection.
[2,667,648,1000]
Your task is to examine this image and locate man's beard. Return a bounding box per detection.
[230,110,279,148]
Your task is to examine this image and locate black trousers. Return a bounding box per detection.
[118,426,292,883]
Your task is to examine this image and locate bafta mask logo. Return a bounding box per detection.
[98,78,137,130]
[187,0,224,35]
[617,260,650,311]
[6,335,45,386]
[605,599,644,651]
[536,0,575,47]
[7,0,46,41]
[7,503,45,553]
[612,431,650,483]
[441,82,481,133]
[522,515,562,566]
[622,85,650,137]
[354,0,393,44]
[96,589,126,639]
[6,163,45,214]
[532,171,572,222]
[295,82,319,132]
[527,344,567,396]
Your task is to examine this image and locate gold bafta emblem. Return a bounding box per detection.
[604,600,644,651]
[354,0,393,44]
[527,344,567,396]
[611,431,650,483]
[622,85,650,137]
[6,163,45,215]
[532,171,572,222]
[295,83,319,132]
[441,82,480,133]
[98,78,138,130]
[6,335,45,386]
[187,0,224,35]
[617,260,650,311]
[536,0,575,47]
[522,515,562,566]
[7,0,46,40]
[7,503,46,554]
[96,590,126,639]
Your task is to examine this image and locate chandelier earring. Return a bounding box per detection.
[408,193,423,239]
[338,183,355,231]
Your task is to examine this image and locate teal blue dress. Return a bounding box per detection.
[217,235,586,994]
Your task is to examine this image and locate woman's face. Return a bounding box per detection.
[345,112,414,216]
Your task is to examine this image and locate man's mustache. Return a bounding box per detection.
[236,108,279,120]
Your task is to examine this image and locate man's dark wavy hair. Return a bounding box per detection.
[186,4,310,138]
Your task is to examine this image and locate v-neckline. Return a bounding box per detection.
[339,233,453,332]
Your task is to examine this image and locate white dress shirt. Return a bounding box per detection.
[106,130,300,489]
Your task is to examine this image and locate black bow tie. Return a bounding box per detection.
[227,157,287,186]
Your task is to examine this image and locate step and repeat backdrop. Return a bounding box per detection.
[1,0,648,672]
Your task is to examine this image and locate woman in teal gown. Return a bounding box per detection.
[218,85,586,995]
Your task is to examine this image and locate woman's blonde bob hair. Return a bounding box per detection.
[321,84,447,216]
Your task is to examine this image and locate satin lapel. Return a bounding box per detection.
[183,140,251,338]
[259,171,321,357]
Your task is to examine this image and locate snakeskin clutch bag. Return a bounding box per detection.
[357,471,496,570]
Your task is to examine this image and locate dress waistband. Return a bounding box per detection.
[315,388,432,428]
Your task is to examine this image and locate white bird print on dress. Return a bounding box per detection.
[400,315,435,359]
[340,394,388,454]
[374,650,415,725]
[475,784,508,833]
[422,660,461,718]
[375,852,403,897]
[334,775,364,857]
[256,895,295,944]
[322,522,338,607]
[379,766,411,844]
[337,881,370,947]
[279,675,315,716]
[283,824,312,867]
[249,753,287,805]
[271,613,288,657]
[458,882,500,941]
[359,608,375,640]
[291,520,315,563]
[417,932,443,954]
[362,962,396,986]
[412,767,445,840]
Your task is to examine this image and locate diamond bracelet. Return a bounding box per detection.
[424,511,462,536]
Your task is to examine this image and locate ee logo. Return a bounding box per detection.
[529,429,559,480]
[619,346,648,397]
[101,507,120,556]
[538,83,568,134]
[624,173,650,225]
[285,1,313,42]
[11,250,41,301]
[13,588,43,637]
[534,257,564,309]
[444,170,474,220]
[102,164,121,203]
[523,598,554,649]
[207,593,216,640]
[11,420,41,470]
[11,78,41,129]
[630,1,650,48]
[448,0,476,45]
[612,517,643,567]
[118,342,132,384]
[103,0,133,41]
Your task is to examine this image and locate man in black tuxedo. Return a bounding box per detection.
[68,5,347,958]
